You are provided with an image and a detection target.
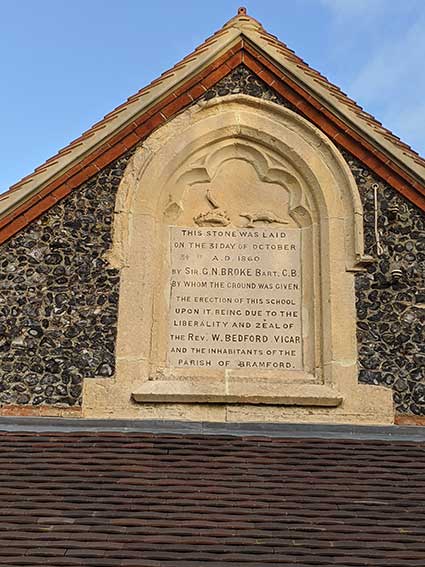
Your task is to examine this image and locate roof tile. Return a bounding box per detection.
[0,431,424,565]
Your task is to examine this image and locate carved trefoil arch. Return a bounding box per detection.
[84,95,393,424]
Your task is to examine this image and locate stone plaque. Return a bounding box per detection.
[168,227,302,371]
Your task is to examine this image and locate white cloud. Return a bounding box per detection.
[349,13,425,99]
[319,0,425,155]
[320,0,387,21]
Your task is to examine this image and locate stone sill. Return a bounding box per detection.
[132,382,343,408]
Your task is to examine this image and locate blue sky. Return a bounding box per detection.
[1,0,424,193]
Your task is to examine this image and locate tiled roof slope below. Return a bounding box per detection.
[0,432,425,566]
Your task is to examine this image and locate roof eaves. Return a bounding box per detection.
[1,416,425,442]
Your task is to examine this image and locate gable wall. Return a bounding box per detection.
[0,66,424,417]
[0,154,132,412]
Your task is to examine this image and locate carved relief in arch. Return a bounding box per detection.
[168,142,305,228]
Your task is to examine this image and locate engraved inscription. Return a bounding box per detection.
[168,227,302,370]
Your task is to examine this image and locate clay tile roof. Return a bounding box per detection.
[1,423,425,566]
[0,8,424,244]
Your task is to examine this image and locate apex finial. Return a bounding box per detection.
[222,7,262,31]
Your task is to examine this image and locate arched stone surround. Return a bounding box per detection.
[83,95,393,423]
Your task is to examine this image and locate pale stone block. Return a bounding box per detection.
[82,95,394,425]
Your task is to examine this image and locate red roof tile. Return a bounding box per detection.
[0,430,424,566]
